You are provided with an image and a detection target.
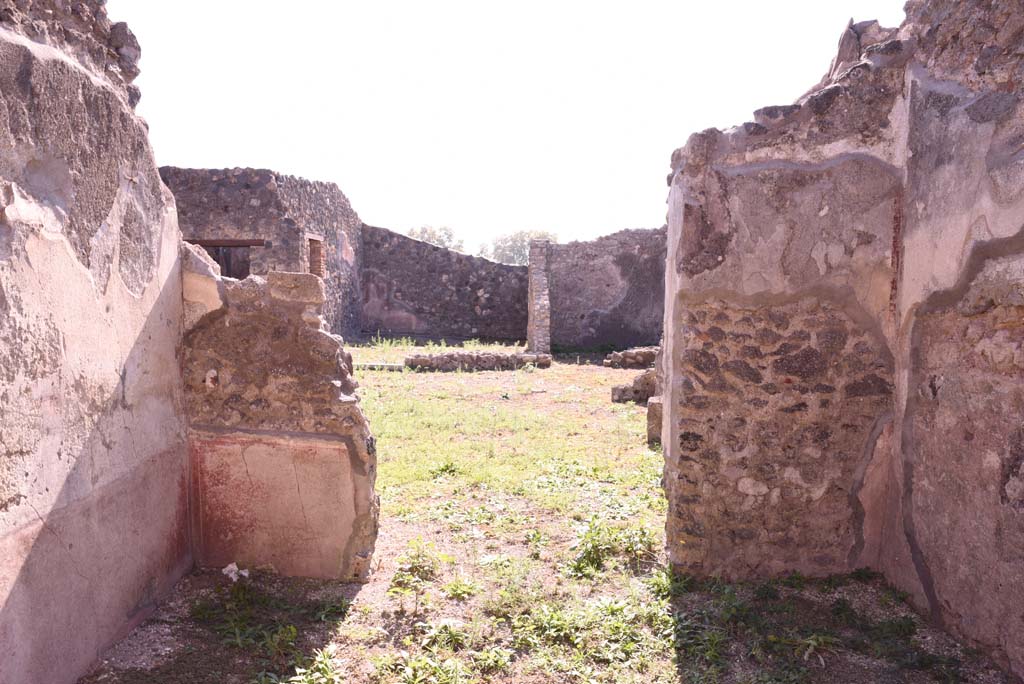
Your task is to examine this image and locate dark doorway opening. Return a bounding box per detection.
[185,238,271,280]
[308,237,324,277]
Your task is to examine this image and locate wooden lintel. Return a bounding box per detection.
[186,238,271,248]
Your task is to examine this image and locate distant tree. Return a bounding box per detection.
[407,225,464,252]
[479,230,558,265]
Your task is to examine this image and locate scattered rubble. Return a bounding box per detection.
[603,346,659,368]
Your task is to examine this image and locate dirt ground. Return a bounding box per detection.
[80,341,1014,684]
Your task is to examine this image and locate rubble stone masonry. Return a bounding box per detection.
[547,228,665,349]
[361,224,528,341]
[526,240,552,353]
[161,167,364,338]
[663,0,1024,675]
[181,249,378,581]
[0,6,189,684]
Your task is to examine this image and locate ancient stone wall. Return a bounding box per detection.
[663,0,1024,675]
[161,167,364,338]
[546,227,665,350]
[0,8,189,684]
[181,256,378,581]
[526,240,552,353]
[361,224,528,341]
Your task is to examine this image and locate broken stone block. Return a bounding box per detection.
[646,396,663,447]
[611,368,658,404]
[603,346,659,369]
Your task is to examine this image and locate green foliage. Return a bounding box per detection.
[619,525,657,567]
[429,461,461,479]
[565,518,620,578]
[524,528,548,559]
[407,225,464,252]
[779,572,807,590]
[373,652,471,684]
[477,230,558,265]
[442,576,480,601]
[871,616,917,640]
[565,518,658,578]
[673,611,727,667]
[850,567,884,583]
[389,538,451,614]
[471,646,513,673]
[417,620,471,651]
[284,648,347,684]
[646,566,693,599]
[752,582,780,601]
[262,624,299,667]
[391,538,447,586]
[511,604,585,649]
[310,598,352,623]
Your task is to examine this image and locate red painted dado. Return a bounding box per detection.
[189,432,360,580]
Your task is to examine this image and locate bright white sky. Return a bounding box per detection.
[106,1,905,247]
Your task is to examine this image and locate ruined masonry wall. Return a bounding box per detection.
[361,224,528,341]
[547,227,665,349]
[160,167,364,338]
[0,8,189,684]
[0,0,142,103]
[526,240,551,353]
[181,256,378,581]
[663,0,1024,675]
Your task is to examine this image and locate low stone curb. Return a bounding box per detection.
[405,351,552,372]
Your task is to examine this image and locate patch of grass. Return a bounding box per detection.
[565,518,658,579]
[471,646,513,674]
[753,581,780,601]
[850,567,884,583]
[442,576,480,601]
[285,648,346,684]
[429,461,461,479]
[309,597,352,624]
[418,620,471,651]
[524,528,548,559]
[646,566,693,599]
[779,572,807,590]
[373,652,472,684]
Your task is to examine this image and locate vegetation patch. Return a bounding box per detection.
[81,341,1013,684]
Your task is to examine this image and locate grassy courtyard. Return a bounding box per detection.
[81,341,1010,684]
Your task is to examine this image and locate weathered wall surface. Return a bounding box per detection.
[547,228,665,350]
[361,224,528,341]
[161,167,364,338]
[181,262,378,581]
[663,0,1024,675]
[526,240,552,353]
[0,7,189,684]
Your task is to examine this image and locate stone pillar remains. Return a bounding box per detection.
[527,239,552,353]
[181,248,379,581]
[663,0,1024,675]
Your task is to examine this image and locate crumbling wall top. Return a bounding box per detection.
[0,0,142,105]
